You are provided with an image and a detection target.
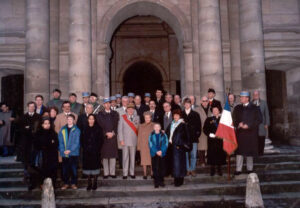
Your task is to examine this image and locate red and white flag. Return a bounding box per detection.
[215,98,238,155]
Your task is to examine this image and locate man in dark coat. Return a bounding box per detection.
[69,93,82,115]
[35,95,47,115]
[207,88,222,112]
[182,98,201,177]
[19,101,42,190]
[233,91,262,175]
[155,89,165,114]
[134,95,149,123]
[149,100,163,126]
[97,98,119,178]
[77,104,94,132]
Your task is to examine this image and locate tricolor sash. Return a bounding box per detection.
[122,114,138,136]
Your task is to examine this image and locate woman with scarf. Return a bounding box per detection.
[81,114,104,190]
[165,109,191,187]
[203,106,227,176]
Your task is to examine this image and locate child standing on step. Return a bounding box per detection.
[149,123,168,188]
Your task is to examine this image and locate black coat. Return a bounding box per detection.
[19,113,41,166]
[209,99,222,112]
[233,103,262,157]
[77,114,89,132]
[151,110,163,126]
[35,129,58,172]
[135,104,150,123]
[203,116,226,165]
[155,98,165,115]
[182,110,201,143]
[166,122,191,178]
[97,110,119,158]
[81,125,104,171]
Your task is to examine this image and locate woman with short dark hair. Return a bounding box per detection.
[165,109,191,187]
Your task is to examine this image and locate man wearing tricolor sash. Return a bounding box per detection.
[118,103,140,179]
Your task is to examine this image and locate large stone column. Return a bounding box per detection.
[198,0,225,103]
[183,42,194,96]
[228,0,242,95]
[50,0,59,92]
[25,0,50,105]
[239,0,267,100]
[69,0,91,101]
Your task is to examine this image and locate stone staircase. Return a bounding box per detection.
[1,145,300,208]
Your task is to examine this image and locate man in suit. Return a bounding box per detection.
[162,102,172,131]
[110,96,118,111]
[47,89,64,113]
[174,94,183,110]
[252,90,270,156]
[149,100,163,125]
[69,93,82,115]
[134,95,149,123]
[144,93,151,106]
[115,94,122,108]
[118,103,140,179]
[182,98,201,176]
[77,103,94,132]
[35,95,47,115]
[54,101,78,133]
[155,89,164,114]
[207,88,222,112]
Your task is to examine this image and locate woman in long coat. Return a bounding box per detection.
[81,114,104,190]
[137,111,154,179]
[203,106,226,176]
[166,109,191,187]
[35,117,58,188]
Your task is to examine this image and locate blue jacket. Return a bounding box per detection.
[148,131,168,157]
[58,125,81,157]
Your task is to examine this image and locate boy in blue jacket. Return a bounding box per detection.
[58,114,80,190]
[149,123,168,188]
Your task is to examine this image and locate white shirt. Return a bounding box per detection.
[165,111,171,119]
[185,108,191,115]
[243,102,249,107]
[150,109,155,114]
[28,112,34,116]
[105,110,111,113]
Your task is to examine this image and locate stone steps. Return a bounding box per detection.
[1,145,300,207]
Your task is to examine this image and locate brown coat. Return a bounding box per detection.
[54,112,78,133]
[198,106,211,151]
[137,122,154,166]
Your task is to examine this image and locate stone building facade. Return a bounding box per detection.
[0,0,299,144]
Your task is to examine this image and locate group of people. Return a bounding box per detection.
[0,87,270,191]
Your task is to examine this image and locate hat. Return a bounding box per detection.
[82,92,90,97]
[240,91,250,97]
[110,96,116,101]
[115,94,122,98]
[53,88,61,94]
[127,103,135,109]
[103,97,110,103]
[208,88,216,94]
[144,93,151,97]
[128,92,135,97]
[90,92,98,98]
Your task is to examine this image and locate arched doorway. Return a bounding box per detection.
[123,61,163,97]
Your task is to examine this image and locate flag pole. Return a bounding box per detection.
[227,154,231,181]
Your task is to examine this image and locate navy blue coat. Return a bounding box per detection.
[166,122,190,178]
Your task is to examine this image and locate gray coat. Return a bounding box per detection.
[71,102,82,115]
[252,99,270,136]
[118,114,140,147]
[47,99,64,113]
[163,112,172,131]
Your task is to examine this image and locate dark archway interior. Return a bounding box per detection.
[123,61,163,98]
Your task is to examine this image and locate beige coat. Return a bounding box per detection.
[54,112,78,133]
[137,122,154,166]
[198,106,211,151]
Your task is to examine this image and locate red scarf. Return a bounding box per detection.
[122,114,138,136]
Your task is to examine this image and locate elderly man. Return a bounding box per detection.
[134,95,149,123]
[233,91,262,175]
[47,89,64,113]
[174,94,182,110]
[69,93,82,115]
[54,101,78,133]
[118,103,140,179]
[77,103,94,131]
[198,96,211,166]
[228,93,238,113]
[252,90,270,156]
[162,102,172,131]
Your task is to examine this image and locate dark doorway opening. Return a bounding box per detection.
[266,69,288,142]
[123,61,163,98]
[1,74,24,117]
